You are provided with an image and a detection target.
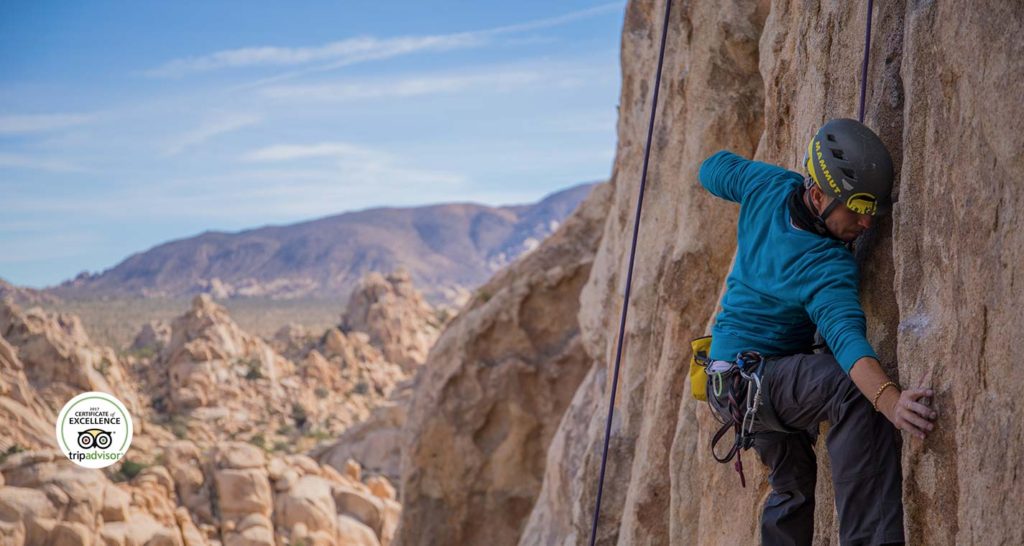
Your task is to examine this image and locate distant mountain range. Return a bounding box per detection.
[46,182,599,303]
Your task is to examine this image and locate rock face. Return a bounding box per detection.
[393,182,610,546]
[341,270,443,371]
[396,1,1024,545]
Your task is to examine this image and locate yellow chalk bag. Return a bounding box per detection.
[689,335,712,401]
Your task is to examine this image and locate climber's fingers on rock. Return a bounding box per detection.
[895,404,932,438]
[904,398,937,422]
[902,386,934,403]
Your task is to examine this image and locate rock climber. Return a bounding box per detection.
[699,118,937,545]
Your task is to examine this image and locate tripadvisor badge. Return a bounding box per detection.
[55,391,133,469]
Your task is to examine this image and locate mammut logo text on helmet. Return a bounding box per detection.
[814,141,842,196]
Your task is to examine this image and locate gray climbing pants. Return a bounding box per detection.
[738,353,904,546]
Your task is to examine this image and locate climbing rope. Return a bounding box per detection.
[587,0,673,544]
[857,0,875,122]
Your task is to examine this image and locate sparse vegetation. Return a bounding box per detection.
[118,459,148,480]
[243,358,264,380]
[0,444,25,464]
[305,428,333,441]
[169,416,189,439]
[314,386,330,399]
[125,345,158,360]
[36,297,344,351]
[290,403,308,429]
[249,434,266,449]
[352,381,370,395]
[95,357,112,377]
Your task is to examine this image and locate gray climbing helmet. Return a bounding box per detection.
[804,118,894,216]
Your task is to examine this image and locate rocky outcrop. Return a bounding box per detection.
[0,336,55,453]
[0,300,142,418]
[1,275,418,545]
[130,320,171,354]
[0,444,401,546]
[147,294,404,450]
[0,450,191,545]
[394,182,609,546]
[0,280,60,307]
[313,384,411,486]
[340,270,443,371]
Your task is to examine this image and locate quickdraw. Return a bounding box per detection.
[709,351,766,488]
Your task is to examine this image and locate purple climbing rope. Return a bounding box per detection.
[587,1,673,545]
[858,0,875,122]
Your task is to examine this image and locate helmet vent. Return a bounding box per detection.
[841,167,857,179]
[826,134,837,142]
[831,149,846,160]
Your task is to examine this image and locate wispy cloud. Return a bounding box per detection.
[238,141,467,208]
[0,153,85,172]
[241,142,373,162]
[147,34,483,78]
[260,70,543,102]
[146,2,625,79]
[0,113,96,134]
[163,113,262,156]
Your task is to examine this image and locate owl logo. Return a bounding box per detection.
[77,428,114,450]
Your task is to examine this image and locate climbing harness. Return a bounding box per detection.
[707,351,767,488]
[587,0,673,544]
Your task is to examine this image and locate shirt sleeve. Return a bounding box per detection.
[802,254,878,372]
[699,150,791,205]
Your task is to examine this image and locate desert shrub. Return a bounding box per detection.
[0,444,25,464]
[243,358,264,380]
[290,403,308,429]
[119,459,148,480]
[95,357,112,377]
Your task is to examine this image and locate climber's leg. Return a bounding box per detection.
[824,370,904,545]
[762,353,904,545]
[752,430,818,546]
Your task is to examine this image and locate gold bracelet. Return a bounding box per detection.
[872,381,898,412]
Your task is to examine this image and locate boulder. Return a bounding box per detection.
[336,514,381,546]
[273,475,337,537]
[340,270,441,370]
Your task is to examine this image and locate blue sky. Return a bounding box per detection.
[0,1,625,288]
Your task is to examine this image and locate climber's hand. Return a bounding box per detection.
[886,387,936,439]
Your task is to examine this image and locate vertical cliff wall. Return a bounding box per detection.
[529,0,1023,544]
[397,0,1023,544]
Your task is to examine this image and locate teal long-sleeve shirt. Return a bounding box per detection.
[699,150,877,372]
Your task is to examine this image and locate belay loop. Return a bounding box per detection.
[586,0,673,545]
